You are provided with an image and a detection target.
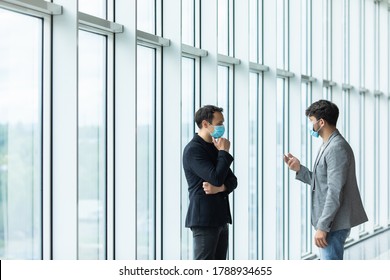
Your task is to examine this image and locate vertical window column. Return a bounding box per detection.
[217,0,236,259]
[276,0,291,260]
[364,0,376,233]
[348,0,363,242]
[181,0,201,260]
[342,0,351,141]
[288,0,303,260]
[323,0,333,101]
[248,0,264,260]
[233,0,251,259]
[378,0,389,229]
[331,0,344,131]
[299,0,314,259]
[52,0,78,259]
[262,0,278,260]
[162,0,182,260]
[135,0,162,260]
[114,0,137,260]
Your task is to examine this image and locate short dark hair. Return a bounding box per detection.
[194,105,223,128]
[305,99,339,126]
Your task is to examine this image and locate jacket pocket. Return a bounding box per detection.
[197,194,226,226]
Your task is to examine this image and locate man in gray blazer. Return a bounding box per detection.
[284,100,368,260]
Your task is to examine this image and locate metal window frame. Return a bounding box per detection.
[277,69,295,78]
[181,44,208,58]
[137,30,170,47]
[249,62,270,73]
[0,0,62,15]
[218,53,241,65]
[0,3,54,260]
[323,79,337,88]
[301,74,317,83]
[78,12,123,34]
[342,83,354,90]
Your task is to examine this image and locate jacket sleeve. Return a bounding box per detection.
[223,168,237,195]
[295,165,312,185]
[186,145,234,187]
[316,144,349,232]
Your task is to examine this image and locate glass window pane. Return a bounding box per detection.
[78,30,107,260]
[181,57,196,259]
[218,65,230,137]
[0,9,43,259]
[137,0,156,34]
[218,0,229,55]
[300,83,312,257]
[182,0,195,46]
[79,0,107,19]
[276,0,286,69]
[249,0,258,62]
[276,78,285,259]
[136,46,156,260]
[249,73,261,259]
[301,0,312,75]
[358,93,366,233]
[249,0,263,63]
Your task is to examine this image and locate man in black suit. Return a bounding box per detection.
[183,105,238,260]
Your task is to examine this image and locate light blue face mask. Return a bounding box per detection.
[309,119,322,138]
[209,124,225,139]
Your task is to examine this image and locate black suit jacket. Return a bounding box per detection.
[183,134,238,228]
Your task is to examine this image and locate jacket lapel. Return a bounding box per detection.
[313,129,340,172]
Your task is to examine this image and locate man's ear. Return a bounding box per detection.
[201,120,209,129]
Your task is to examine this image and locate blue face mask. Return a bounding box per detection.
[309,119,322,138]
[209,124,225,139]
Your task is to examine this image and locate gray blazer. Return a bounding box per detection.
[296,130,368,232]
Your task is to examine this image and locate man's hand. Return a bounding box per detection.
[203,182,226,195]
[213,137,230,152]
[283,152,301,173]
[314,229,328,248]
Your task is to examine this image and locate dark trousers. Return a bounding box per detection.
[191,224,228,260]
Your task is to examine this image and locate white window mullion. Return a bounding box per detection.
[161,0,181,260]
[42,12,52,260]
[52,0,78,259]
[262,0,277,260]
[331,0,343,130]
[106,32,115,260]
[288,0,302,260]
[379,1,389,229]
[233,0,249,260]
[348,0,363,242]
[114,0,137,260]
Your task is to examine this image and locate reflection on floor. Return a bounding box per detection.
[344,228,390,260]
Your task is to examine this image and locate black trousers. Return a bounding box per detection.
[191,224,228,260]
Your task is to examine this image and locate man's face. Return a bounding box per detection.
[202,111,225,133]
[309,116,323,132]
[210,112,224,127]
